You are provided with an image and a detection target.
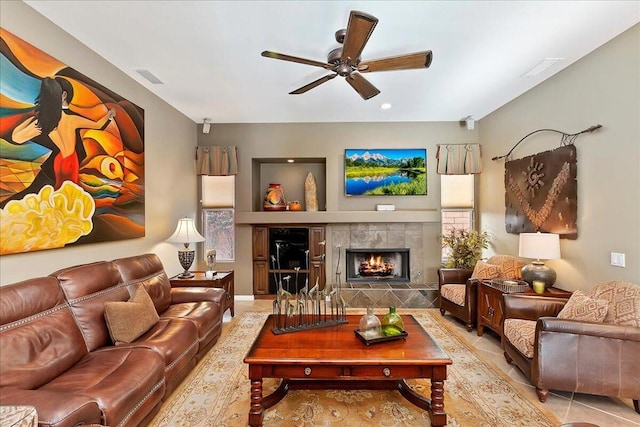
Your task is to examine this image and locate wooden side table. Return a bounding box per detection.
[170,270,234,316]
[477,281,571,338]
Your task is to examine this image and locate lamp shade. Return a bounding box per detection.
[166,218,205,244]
[518,232,560,260]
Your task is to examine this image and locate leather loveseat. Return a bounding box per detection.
[502,280,640,412]
[0,253,225,427]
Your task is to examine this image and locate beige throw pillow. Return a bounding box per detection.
[557,290,608,323]
[104,286,159,343]
[471,260,502,280]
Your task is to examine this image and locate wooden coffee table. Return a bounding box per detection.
[243,314,452,427]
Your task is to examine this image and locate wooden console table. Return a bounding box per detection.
[244,314,452,427]
[170,270,234,316]
[477,281,571,338]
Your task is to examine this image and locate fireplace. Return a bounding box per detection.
[345,248,410,282]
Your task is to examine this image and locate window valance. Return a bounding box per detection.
[195,146,238,176]
[436,144,482,175]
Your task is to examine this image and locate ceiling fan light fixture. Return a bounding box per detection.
[261,10,432,100]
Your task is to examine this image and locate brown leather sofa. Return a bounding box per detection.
[0,253,225,427]
[502,281,640,413]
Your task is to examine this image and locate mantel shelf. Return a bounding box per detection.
[236,210,440,225]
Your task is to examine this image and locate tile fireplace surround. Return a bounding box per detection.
[330,223,438,309]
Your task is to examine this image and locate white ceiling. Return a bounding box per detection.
[24,1,640,124]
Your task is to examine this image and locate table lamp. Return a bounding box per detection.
[166,217,205,278]
[518,232,561,290]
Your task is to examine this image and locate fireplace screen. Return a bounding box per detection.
[346,248,410,282]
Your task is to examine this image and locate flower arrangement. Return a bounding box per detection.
[441,228,491,269]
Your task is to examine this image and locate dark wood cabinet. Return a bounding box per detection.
[253,261,269,295]
[170,270,235,316]
[252,226,269,260]
[477,283,505,338]
[477,282,572,338]
[251,225,326,296]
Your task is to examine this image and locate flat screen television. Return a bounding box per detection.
[344,149,427,196]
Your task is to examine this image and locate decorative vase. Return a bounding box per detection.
[381,306,404,336]
[263,183,286,211]
[359,307,382,339]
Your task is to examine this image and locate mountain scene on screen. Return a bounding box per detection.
[345,149,427,196]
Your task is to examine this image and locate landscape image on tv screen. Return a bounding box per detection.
[344,149,427,196]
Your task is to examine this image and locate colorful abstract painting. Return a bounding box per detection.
[0,28,145,255]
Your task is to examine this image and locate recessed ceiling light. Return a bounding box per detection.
[521,58,564,78]
[287,159,295,163]
[380,103,392,110]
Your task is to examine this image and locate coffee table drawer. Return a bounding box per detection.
[271,365,343,378]
[351,365,423,378]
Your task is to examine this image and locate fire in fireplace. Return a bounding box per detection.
[346,248,410,282]
[359,254,395,277]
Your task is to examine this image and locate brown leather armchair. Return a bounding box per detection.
[502,286,640,413]
[438,268,476,331]
[438,254,526,332]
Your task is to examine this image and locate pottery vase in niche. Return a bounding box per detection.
[263,183,286,211]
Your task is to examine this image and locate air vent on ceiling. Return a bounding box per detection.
[135,69,164,84]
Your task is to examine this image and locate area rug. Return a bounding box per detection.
[149,310,559,426]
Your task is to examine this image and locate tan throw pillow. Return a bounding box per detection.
[104,286,159,343]
[557,290,608,323]
[471,260,502,280]
[487,255,526,279]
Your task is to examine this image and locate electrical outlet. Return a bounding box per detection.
[611,252,626,267]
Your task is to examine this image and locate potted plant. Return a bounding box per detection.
[441,228,491,269]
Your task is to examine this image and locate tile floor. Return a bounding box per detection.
[222,299,639,427]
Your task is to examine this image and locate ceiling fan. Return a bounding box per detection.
[261,10,433,100]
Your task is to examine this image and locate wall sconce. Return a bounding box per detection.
[519,232,561,290]
[459,116,474,130]
[202,118,211,134]
[166,217,205,278]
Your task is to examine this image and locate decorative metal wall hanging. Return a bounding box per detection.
[504,145,577,238]
[494,125,601,240]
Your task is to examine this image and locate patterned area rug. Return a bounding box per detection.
[150,310,559,426]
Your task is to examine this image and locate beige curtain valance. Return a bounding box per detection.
[196,146,238,176]
[436,144,482,175]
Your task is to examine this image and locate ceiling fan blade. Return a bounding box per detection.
[340,11,378,64]
[290,74,337,94]
[359,51,433,73]
[262,51,333,70]
[345,73,380,100]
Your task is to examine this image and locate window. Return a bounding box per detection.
[440,174,475,262]
[202,208,235,261]
[201,176,235,261]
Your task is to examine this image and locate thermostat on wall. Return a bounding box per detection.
[376,204,396,211]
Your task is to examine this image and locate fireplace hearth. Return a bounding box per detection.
[346,248,410,282]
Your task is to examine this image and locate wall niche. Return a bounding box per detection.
[251,158,326,212]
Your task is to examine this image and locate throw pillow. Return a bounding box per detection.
[471,260,502,280]
[486,255,526,279]
[104,286,159,343]
[557,290,608,323]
